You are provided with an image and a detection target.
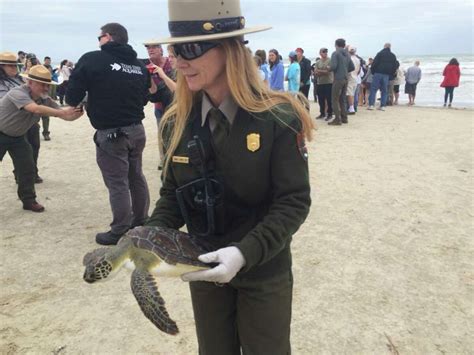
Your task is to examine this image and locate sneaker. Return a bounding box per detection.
[448,103,452,108]
[367,105,375,110]
[443,103,447,107]
[43,133,51,141]
[325,115,333,121]
[328,119,342,126]
[378,106,386,111]
[23,201,45,212]
[316,114,325,119]
[96,231,124,245]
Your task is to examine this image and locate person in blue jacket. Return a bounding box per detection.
[286,51,300,94]
[268,49,284,91]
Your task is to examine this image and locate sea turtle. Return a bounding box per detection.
[82,226,215,335]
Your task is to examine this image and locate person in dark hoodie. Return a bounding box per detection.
[295,48,312,99]
[66,23,156,246]
[367,42,399,111]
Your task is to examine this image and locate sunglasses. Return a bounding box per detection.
[97,34,107,41]
[172,41,220,60]
[145,45,161,49]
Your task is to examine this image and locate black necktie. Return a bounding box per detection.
[208,108,230,151]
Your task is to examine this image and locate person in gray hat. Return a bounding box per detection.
[143,0,313,353]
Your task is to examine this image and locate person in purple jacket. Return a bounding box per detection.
[268,49,284,91]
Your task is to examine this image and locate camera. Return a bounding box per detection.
[146,63,156,74]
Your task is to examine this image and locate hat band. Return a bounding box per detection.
[0,59,18,64]
[28,74,52,84]
[169,16,245,37]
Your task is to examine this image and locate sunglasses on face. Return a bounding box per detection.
[145,45,161,49]
[172,41,220,60]
[97,34,107,41]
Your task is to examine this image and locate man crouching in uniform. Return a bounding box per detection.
[0,65,82,212]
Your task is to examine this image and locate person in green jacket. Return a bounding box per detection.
[144,0,314,353]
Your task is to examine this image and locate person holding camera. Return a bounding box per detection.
[66,22,156,245]
[0,64,82,212]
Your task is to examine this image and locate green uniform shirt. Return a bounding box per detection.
[146,98,311,278]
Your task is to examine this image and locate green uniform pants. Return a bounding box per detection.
[0,132,36,204]
[189,270,293,355]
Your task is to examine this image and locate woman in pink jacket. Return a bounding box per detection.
[440,58,461,107]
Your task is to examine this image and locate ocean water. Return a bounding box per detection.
[287,54,474,108]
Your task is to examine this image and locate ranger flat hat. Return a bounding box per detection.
[0,52,22,65]
[20,65,58,85]
[144,0,271,45]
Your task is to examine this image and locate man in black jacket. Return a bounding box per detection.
[368,43,399,111]
[66,23,154,245]
[295,48,312,99]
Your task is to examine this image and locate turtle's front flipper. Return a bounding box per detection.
[131,269,179,335]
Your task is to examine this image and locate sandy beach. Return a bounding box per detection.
[0,102,472,354]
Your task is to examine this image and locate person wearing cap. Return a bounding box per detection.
[314,47,334,120]
[0,64,82,212]
[144,0,313,353]
[328,38,354,125]
[66,22,154,245]
[295,48,312,99]
[286,51,301,94]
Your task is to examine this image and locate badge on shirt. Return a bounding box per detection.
[172,156,189,164]
[297,133,308,161]
[247,133,260,152]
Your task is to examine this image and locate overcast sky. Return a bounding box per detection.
[1,0,472,63]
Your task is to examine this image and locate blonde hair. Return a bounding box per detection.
[160,37,315,174]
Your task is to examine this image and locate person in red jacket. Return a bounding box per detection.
[440,58,461,107]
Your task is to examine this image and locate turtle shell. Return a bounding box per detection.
[128,226,215,267]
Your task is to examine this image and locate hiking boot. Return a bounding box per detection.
[341,118,348,124]
[96,231,124,245]
[43,133,51,141]
[23,201,45,212]
[328,118,342,126]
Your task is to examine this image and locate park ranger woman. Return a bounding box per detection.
[145,0,314,353]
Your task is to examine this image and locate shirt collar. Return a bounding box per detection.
[201,93,238,126]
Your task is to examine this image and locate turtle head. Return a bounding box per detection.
[82,248,118,283]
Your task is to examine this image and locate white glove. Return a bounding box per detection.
[181,246,246,283]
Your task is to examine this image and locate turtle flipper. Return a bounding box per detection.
[130,269,179,335]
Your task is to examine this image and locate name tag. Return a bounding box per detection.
[172,156,189,164]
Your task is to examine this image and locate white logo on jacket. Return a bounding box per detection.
[109,62,143,75]
[110,63,121,71]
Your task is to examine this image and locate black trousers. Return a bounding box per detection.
[0,132,37,204]
[26,123,40,175]
[190,271,293,355]
[444,87,455,104]
[316,83,333,116]
[299,84,310,99]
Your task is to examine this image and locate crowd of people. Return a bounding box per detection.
[252,42,462,126]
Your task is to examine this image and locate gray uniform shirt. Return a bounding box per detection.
[0,84,59,137]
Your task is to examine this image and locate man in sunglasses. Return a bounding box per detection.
[66,22,156,245]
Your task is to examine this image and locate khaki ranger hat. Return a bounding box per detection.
[20,65,59,85]
[0,52,23,65]
[144,0,271,45]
